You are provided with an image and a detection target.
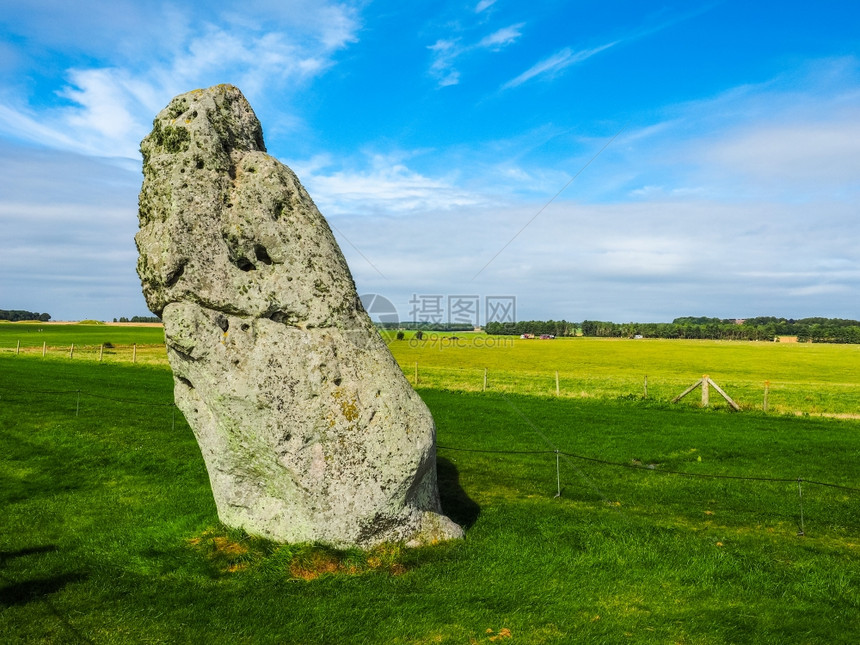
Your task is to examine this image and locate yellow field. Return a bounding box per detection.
[2,324,858,415]
[384,332,860,415]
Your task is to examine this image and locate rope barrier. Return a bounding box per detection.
[437,444,860,494]
[0,387,80,395]
[437,445,557,455]
[80,391,176,407]
[0,385,175,407]
[2,384,859,494]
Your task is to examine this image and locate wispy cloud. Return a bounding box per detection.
[0,2,360,158]
[478,24,524,50]
[293,153,489,215]
[502,42,616,89]
[475,0,497,13]
[501,5,716,91]
[611,57,860,202]
[427,39,462,88]
[0,141,145,319]
[702,121,860,188]
[315,195,860,322]
[428,22,524,87]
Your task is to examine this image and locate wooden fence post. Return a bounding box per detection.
[69,343,74,359]
[706,377,741,411]
[483,368,488,392]
[672,376,739,411]
[555,371,560,396]
[42,341,46,358]
[99,344,104,362]
[763,380,770,412]
[16,340,20,355]
[644,375,648,399]
[414,361,418,384]
[672,378,703,404]
[132,344,137,364]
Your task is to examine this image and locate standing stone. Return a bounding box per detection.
[135,84,463,548]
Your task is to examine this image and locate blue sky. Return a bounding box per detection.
[1,0,858,323]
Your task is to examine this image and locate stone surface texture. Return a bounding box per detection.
[136,84,462,547]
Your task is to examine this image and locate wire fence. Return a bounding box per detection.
[0,384,181,430]
[2,382,859,541]
[4,341,860,416]
[436,443,860,539]
[403,364,860,417]
[437,444,860,492]
[1,341,167,365]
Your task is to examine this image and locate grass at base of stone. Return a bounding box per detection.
[1,356,859,644]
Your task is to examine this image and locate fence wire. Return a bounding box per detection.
[2,381,859,540]
[0,385,175,407]
[436,444,860,493]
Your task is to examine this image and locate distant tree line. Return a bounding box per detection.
[0,309,51,322]
[113,316,162,323]
[484,320,577,337]
[375,321,475,331]
[580,317,860,343]
[485,316,860,343]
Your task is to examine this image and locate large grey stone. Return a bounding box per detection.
[135,84,463,547]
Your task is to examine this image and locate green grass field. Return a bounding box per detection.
[1,354,859,643]
[3,324,860,416]
[0,322,167,365]
[383,332,860,416]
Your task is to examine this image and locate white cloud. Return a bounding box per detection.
[222,0,360,50]
[0,104,84,152]
[294,153,490,215]
[502,42,616,89]
[703,120,860,187]
[0,2,360,159]
[478,24,524,50]
[427,39,462,87]
[564,58,860,205]
[2,1,858,324]
[303,56,860,320]
[787,284,852,297]
[428,23,524,88]
[0,142,146,320]
[475,0,497,13]
[329,198,860,321]
[498,6,715,92]
[59,69,150,149]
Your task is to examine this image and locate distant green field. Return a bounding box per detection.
[0,322,166,364]
[0,321,165,345]
[384,332,860,416]
[1,355,858,643]
[3,324,859,415]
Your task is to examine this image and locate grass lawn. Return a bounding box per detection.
[1,355,859,643]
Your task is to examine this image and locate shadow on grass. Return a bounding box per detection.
[0,572,88,607]
[437,456,480,529]
[0,544,89,611]
[0,544,59,565]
